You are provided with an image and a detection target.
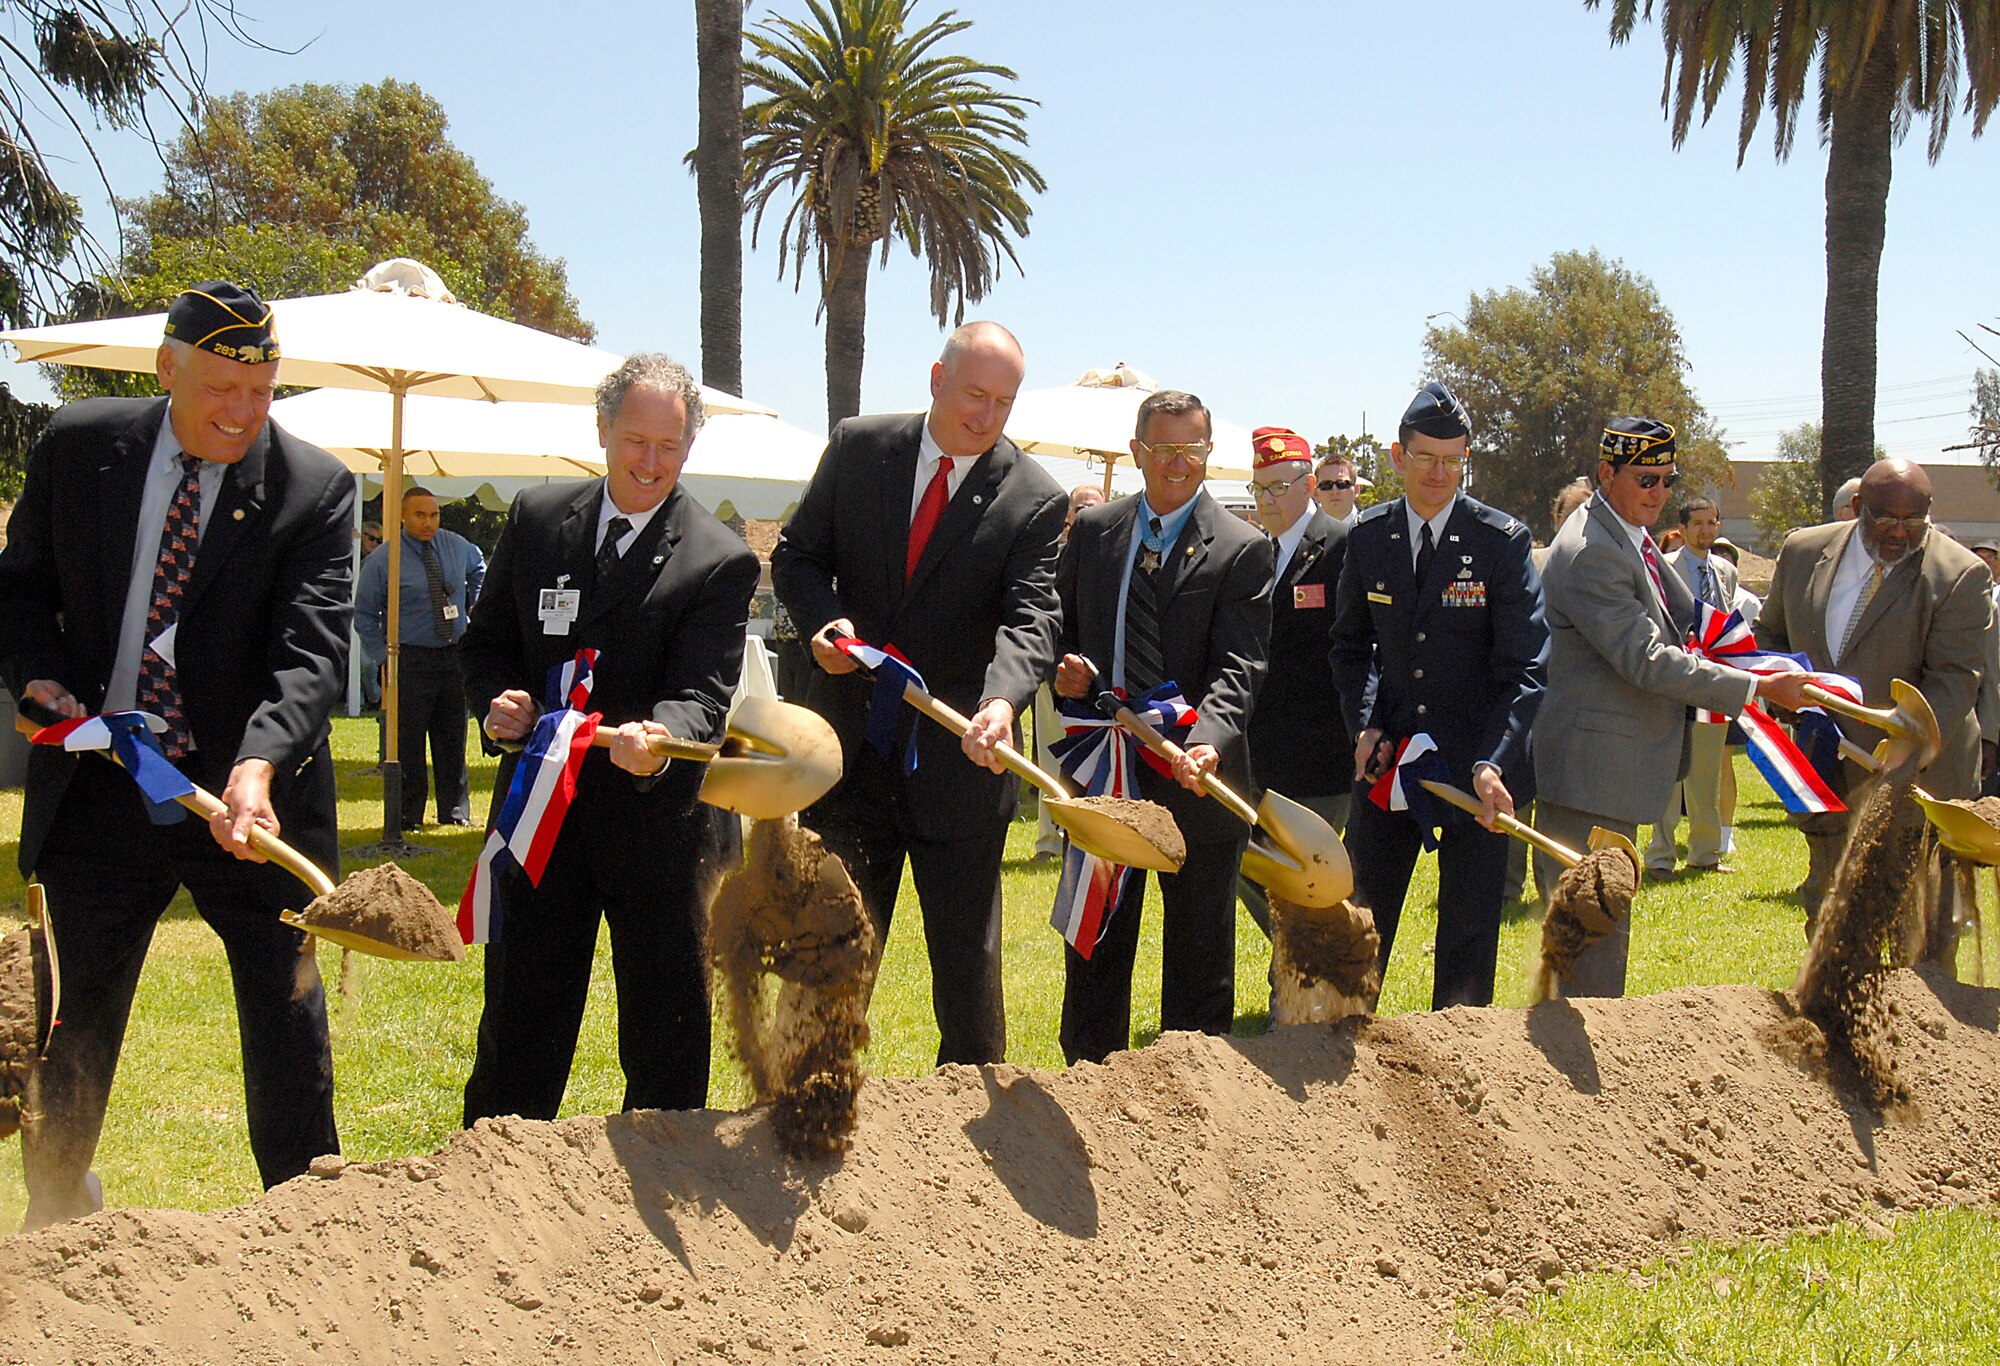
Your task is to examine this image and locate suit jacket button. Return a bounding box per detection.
[1417,704,1428,715]
[1415,632,1427,644]
[1413,668,1424,680]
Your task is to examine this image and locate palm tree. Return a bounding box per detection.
[742,0,1045,428]
[691,0,745,398]
[1589,1,2000,511]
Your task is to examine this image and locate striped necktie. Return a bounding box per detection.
[419,539,453,640]
[1837,561,1884,664]
[1124,516,1167,694]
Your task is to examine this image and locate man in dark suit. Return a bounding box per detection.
[0,283,352,1229]
[460,353,759,1123]
[1052,389,1272,1063]
[1237,425,1348,933]
[771,322,1066,1066]
[1329,382,1548,1010]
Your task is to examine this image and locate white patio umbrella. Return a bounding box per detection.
[268,387,818,520]
[0,258,730,844]
[1004,363,1258,496]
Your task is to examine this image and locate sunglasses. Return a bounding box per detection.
[1624,470,1680,490]
[1317,478,1355,492]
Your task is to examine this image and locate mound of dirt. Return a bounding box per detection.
[0,929,38,1141]
[2,972,1997,1364]
[294,863,464,963]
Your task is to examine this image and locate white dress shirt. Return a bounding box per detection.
[910,416,982,522]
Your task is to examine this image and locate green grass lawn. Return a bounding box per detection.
[0,717,1993,1351]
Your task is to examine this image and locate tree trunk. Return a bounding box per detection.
[693,0,743,398]
[1819,40,1897,513]
[823,247,868,429]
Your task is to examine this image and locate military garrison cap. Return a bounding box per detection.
[1400,381,1471,442]
[164,282,281,365]
[1600,416,1676,466]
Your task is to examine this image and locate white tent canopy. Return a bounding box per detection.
[1004,363,1258,493]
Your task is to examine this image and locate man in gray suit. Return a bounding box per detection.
[1756,458,1992,922]
[1647,495,1742,877]
[1534,418,1812,996]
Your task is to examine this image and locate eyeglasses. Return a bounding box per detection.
[1622,469,1680,490]
[1137,439,1210,463]
[1859,505,1931,535]
[1247,473,1308,500]
[1317,478,1356,492]
[1404,451,1467,474]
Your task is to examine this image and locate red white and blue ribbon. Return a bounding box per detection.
[458,649,602,946]
[832,636,925,773]
[1364,732,1454,850]
[1685,601,1856,814]
[30,710,194,823]
[1046,683,1197,959]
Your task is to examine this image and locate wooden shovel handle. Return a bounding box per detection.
[1416,778,1582,868]
[12,710,334,898]
[1104,696,1260,828]
[898,684,1075,801]
[586,728,721,762]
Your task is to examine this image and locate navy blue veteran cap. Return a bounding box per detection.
[1401,381,1471,441]
[163,282,281,364]
[1600,416,1676,467]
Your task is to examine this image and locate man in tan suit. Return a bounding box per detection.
[1756,458,1993,918]
[1648,495,1742,876]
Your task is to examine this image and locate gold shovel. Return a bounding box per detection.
[576,697,843,820]
[1417,779,1642,873]
[1802,678,1942,770]
[1080,664,1351,909]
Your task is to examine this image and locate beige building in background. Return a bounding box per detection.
[1717,460,2000,552]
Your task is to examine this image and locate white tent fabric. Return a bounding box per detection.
[1003,363,1258,489]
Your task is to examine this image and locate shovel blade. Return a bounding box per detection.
[699,697,843,820]
[1046,798,1185,872]
[1885,678,1943,770]
[1912,790,2000,864]
[1241,789,1352,909]
[1585,826,1642,876]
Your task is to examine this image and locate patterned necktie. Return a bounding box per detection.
[596,515,632,584]
[1123,516,1167,694]
[418,539,453,640]
[137,454,203,759]
[1640,532,1671,618]
[1702,559,1725,609]
[906,455,955,580]
[1837,561,1884,663]
[1414,521,1436,589]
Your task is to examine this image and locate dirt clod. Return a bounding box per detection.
[293,863,464,962]
[1798,767,1929,1108]
[709,817,876,1156]
[1270,897,1379,1025]
[0,927,40,1140]
[1058,795,1186,867]
[1538,849,1637,999]
[1942,796,2000,830]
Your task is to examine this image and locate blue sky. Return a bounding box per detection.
[15,0,1999,464]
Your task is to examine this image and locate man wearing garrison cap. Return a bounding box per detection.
[1238,426,1350,936]
[1328,382,1547,1009]
[0,282,354,1228]
[1533,417,1814,996]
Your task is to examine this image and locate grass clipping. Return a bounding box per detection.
[1796,762,1928,1109]
[1536,847,1638,1003]
[709,816,877,1158]
[1270,897,1379,1026]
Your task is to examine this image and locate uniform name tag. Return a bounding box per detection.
[538,587,582,636]
[1367,590,1393,605]
[1294,583,1326,610]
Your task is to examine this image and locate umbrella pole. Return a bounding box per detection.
[1100,453,1116,498]
[380,385,406,843]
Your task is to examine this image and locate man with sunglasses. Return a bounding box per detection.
[1330,382,1547,1010]
[1313,453,1362,525]
[1756,457,1991,931]
[1238,426,1350,935]
[1052,389,1271,1062]
[1535,418,1814,996]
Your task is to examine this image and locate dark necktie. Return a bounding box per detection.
[1124,516,1167,694]
[137,453,203,759]
[906,455,955,580]
[1640,532,1671,616]
[418,539,453,641]
[597,515,632,584]
[1703,561,1725,609]
[1414,521,1436,590]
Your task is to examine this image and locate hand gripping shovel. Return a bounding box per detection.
[575,697,842,820]
[17,704,460,962]
[1417,779,1642,876]
[1079,662,1351,910]
[834,643,1184,872]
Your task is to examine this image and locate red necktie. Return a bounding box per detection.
[906,455,955,580]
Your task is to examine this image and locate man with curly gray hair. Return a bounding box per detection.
[461,351,758,1122]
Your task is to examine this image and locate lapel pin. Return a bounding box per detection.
[232,508,245,521]
[1461,554,1473,564]
[973,494,984,506]
[1448,533,1461,542]
[652,554,665,566]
